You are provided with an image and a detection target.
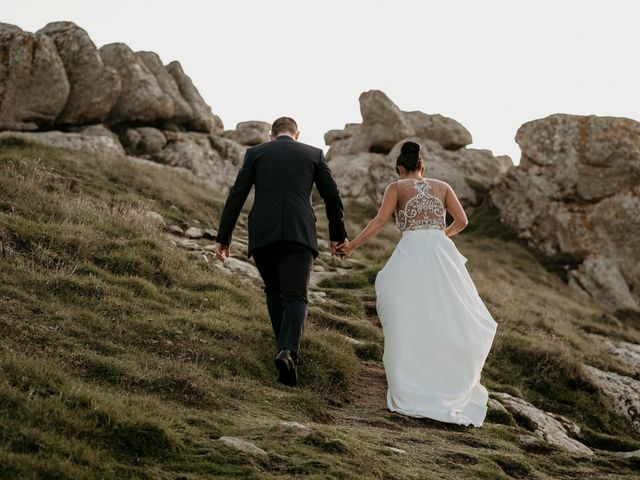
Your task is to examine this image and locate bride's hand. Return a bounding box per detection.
[337,241,356,258]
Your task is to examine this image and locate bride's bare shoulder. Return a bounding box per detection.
[424,177,451,189]
[384,181,400,193]
[392,178,417,187]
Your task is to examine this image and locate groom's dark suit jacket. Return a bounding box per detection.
[216,135,347,257]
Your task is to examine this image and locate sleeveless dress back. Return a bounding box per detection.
[375,178,497,427]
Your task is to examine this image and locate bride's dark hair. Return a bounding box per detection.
[396,141,422,172]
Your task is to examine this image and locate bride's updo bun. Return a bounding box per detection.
[401,142,420,154]
[396,141,422,172]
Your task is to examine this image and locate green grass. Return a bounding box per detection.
[1,140,639,479]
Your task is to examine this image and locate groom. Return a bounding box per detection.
[215,117,347,387]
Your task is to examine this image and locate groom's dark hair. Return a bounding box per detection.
[271,117,298,136]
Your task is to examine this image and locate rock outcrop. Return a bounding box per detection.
[491,115,640,311]
[0,23,70,130]
[152,132,246,192]
[166,61,218,134]
[586,334,640,373]
[0,21,260,192]
[36,22,121,125]
[584,365,640,432]
[0,21,223,136]
[120,127,167,155]
[325,91,472,159]
[0,130,124,156]
[325,90,511,210]
[222,120,270,146]
[99,43,173,125]
[492,392,593,456]
[137,51,193,125]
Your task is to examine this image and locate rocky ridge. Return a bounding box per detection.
[0,21,265,192]
[324,90,513,211]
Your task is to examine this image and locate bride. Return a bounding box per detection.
[338,141,497,427]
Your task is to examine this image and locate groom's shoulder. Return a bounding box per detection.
[296,140,323,156]
[253,139,322,157]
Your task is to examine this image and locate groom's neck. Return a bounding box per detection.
[270,131,299,141]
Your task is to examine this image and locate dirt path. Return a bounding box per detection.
[350,363,388,410]
[330,362,401,430]
[333,363,474,439]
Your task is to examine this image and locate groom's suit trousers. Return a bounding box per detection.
[252,241,314,355]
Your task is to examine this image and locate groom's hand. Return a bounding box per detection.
[215,243,230,262]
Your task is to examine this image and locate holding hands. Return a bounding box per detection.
[217,241,351,263]
[330,241,346,259]
[216,241,351,263]
[333,240,356,258]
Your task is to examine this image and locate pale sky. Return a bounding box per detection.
[5,0,640,163]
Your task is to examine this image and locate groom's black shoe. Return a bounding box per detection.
[275,349,298,387]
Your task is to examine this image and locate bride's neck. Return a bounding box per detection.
[399,173,423,180]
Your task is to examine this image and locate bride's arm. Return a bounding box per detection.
[340,184,398,256]
[444,183,468,237]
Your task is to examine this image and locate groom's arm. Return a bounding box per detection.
[314,151,347,243]
[216,149,255,246]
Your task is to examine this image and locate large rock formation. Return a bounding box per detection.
[166,61,218,134]
[0,23,69,130]
[99,43,173,125]
[36,22,121,125]
[0,21,251,190]
[325,90,472,161]
[0,130,124,156]
[326,91,511,210]
[137,51,193,125]
[491,115,640,311]
[1,20,226,138]
[152,132,246,192]
[222,121,270,146]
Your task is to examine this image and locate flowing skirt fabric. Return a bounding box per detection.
[375,229,497,427]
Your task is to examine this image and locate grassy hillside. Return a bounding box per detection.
[0,140,639,479]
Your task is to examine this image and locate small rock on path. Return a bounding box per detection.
[278,421,313,437]
[218,436,267,456]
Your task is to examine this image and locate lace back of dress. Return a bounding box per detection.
[395,179,447,232]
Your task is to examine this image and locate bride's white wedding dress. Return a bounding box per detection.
[375,178,497,427]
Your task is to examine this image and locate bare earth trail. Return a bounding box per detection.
[333,363,391,428]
